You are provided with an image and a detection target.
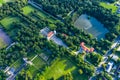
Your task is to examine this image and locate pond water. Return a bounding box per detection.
[74,14,109,40]
[0,28,11,48]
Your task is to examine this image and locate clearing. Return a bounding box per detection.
[41,57,88,80]
[0,16,20,29]
[100,2,118,13]
[22,5,56,22]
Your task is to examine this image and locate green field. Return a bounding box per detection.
[41,57,88,80]
[0,16,20,29]
[0,38,7,49]
[0,0,16,6]
[32,56,46,69]
[22,5,35,15]
[26,56,46,77]
[0,0,4,3]
[22,5,56,22]
[0,16,21,37]
[100,2,118,13]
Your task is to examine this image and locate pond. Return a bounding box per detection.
[74,14,109,40]
[0,28,11,49]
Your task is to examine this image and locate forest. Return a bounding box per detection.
[0,0,120,80]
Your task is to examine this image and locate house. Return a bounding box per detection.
[40,27,50,37]
[117,46,120,51]
[115,1,120,7]
[40,27,56,40]
[7,68,15,76]
[4,67,10,73]
[23,58,33,65]
[80,42,94,53]
[110,54,119,61]
[40,27,67,47]
[106,62,114,73]
[47,31,55,40]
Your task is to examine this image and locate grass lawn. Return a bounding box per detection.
[0,16,20,29]
[32,56,46,69]
[0,16,21,37]
[100,2,118,13]
[27,65,39,76]
[27,56,46,77]
[0,38,7,49]
[22,5,48,18]
[22,5,35,15]
[22,5,56,22]
[0,0,4,3]
[10,58,24,70]
[41,57,88,80]
[0,0,16,6]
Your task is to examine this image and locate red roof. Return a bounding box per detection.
[47,31,54,38]
[80,42,94,53]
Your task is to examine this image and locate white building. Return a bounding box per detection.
[106,62,114,73]
[110,54,119,61]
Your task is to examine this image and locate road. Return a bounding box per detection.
[6,63,27,80]
[105,36,120,57]
[89,36,120,80]
[6,54,38,80]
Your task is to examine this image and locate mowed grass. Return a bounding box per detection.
[22,5,35,15]
[100,2,118,13]
[32,56,46,69]
[0,0,16,6]
[0,0,4,3]
[41,57,88,80]
[0,16,20,29]
[0,0,15,3]
[0,38,7,49]
[27,56,46,76]
[22,5,56,22]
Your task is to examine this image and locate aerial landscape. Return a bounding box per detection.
[0,0,120,80]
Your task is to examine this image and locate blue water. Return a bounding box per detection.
[74,14,109,40]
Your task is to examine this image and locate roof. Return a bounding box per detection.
[47,31,54,37]
[117,46,120,51]
[80,42,94,53]
[47,31,54,40]
[111,55,119,61]
[106,62,114,73]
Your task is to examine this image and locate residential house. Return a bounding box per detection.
[80,42,94,53]
[106,62,114,73]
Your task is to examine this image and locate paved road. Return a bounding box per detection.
[6,63,27,80]
[105,36,120,57]
[6,54,39,80]
[89,36,120,80]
